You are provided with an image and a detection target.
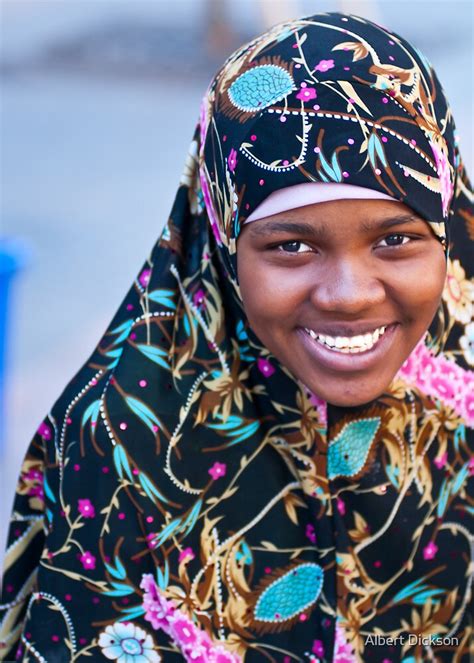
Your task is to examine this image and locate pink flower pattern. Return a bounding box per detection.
[141,575,241,662]
[23,469,42,483]
[333,622,356,662]
[336,498,346,516]
[37,422,52,440]
[314,58,335,73]
[257,357,275,377]
[305,523,316,543]
[193,289,206,309]
[138,268,151,288]
[227,148,238,173]
[308,391,328,425]
[296,86,317,101]
[312,639,325,657]
[397,338,474,425]
[79,551,96,570]
[433,452,448,469]
[208,462,227,480]
[423,541,438,560]
[78,499,95,519]
[28,485,44,501]
[21,466,44,506]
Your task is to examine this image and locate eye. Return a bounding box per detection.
[377,233,411,248]
[277,240,313,254]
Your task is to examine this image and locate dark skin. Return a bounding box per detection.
[237,199,446,407]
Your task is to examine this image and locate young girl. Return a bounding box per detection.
[1,12,472,663]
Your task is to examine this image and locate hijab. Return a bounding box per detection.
[1,12,473,663]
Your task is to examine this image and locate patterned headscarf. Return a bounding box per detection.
[1,13,473,663]
[200,13,465,258]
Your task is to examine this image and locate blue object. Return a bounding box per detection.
[254,563,324,624]
[0,237,29,453]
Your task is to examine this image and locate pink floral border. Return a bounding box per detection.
[334,622,357,662]
[397,338,474,425]
[141,575,241,662]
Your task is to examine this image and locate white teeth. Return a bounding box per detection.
[304,325,387,354]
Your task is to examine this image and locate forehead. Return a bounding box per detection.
[244,198,423,236]
[273,198,413,219]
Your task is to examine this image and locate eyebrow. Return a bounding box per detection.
[247,213,422,239]
[360,214,420,233]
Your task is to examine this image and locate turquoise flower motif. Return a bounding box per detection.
[99,622,160,662]
[254,563,324,623]
[228,65,295,112]
[328,417,380,480]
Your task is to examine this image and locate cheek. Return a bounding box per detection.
[417,254,446,306]
[392,253,446,321]
[239,261,308,325]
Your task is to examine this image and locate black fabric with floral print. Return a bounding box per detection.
[1,12,473,663]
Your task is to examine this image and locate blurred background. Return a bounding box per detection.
[0,0,473,557]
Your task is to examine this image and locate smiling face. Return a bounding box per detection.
[237,198,446,407]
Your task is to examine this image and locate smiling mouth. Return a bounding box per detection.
[303,325,388,354]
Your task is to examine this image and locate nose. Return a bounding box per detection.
[310,257,386,314]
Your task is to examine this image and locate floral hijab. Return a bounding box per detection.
[1,12,473,663]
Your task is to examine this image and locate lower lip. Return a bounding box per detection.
[296,324,398,373]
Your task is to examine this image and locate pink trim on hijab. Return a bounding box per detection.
[244,182,397,223]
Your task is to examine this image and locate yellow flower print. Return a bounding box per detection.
[442,259,474,324]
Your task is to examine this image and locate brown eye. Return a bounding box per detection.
[378,234,411,247]
[278,241,312,253]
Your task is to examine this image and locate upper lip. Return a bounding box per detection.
[301,322,396,337]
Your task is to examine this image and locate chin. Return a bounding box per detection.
[322,391,381,408]
[303,376,393,408]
